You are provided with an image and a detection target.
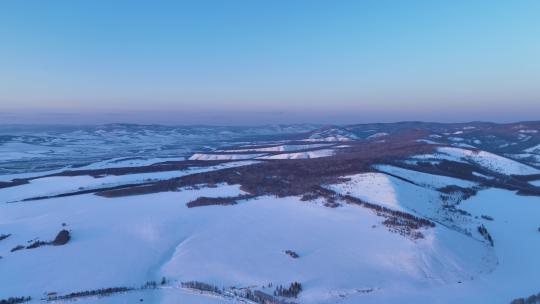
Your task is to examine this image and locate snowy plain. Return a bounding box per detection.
[0,183,493,304]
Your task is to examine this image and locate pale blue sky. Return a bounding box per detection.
[0,0,539,124]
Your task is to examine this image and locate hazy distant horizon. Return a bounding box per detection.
[0,109,538,126]
[1,1,539,124]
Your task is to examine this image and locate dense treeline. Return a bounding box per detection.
[0,297,31,304]
[180,280,301,303]
[341,194,435,239]
[187,194,256,208]
[47,287,133,301]
[244,290,296,304]
[510,291,540,304]
[181,281,221,293]
[438,185,478,202]
[274,282,302,298]
[10,245,24,252]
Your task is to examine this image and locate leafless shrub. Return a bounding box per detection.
[481,215,494,221]
[10,245,24,252]
[285,250,299,259]
[478,224,494,246]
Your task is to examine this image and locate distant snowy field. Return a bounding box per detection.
[0,124,317,176]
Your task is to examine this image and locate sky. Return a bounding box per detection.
[0,0,539,125]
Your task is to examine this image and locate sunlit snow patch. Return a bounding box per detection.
[326,173,405,211]
[257,149,335,159]
[188,153,265,161]
[218,143,333,153]
[367,132,389,139]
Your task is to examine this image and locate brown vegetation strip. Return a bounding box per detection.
[186,194,256,208]
[0,160,230,190]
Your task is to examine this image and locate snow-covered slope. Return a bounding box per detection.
[326,171,463,220]
[438,147,540,175]
[0,184,247,302]
[374,165,478,189]
[415,147,540,175]
[524,143,540,153]
[430,189,540,304]
[326,173,406,211]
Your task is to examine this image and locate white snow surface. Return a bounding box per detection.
[218,143,332,153]
[443,189,540,304]
[257,149,335,159]
[416,139,440,144]
[414,147,540,175]
[188,153,265,161]
[524,143,540,153]
[472,171,495,180]
[326,173,405,211]
[304,129,358,142]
